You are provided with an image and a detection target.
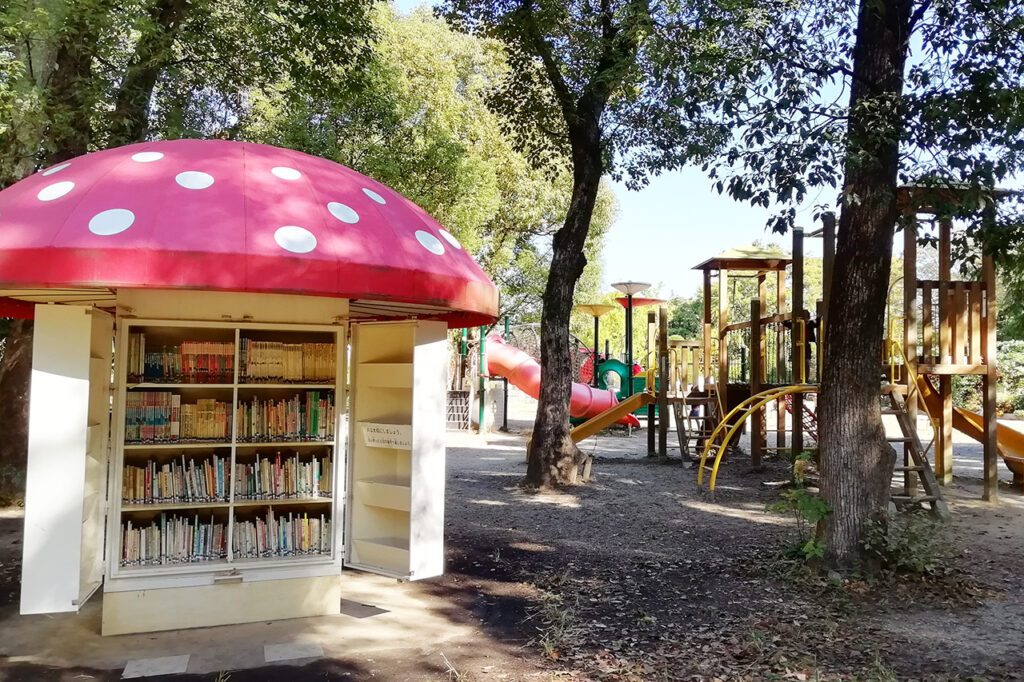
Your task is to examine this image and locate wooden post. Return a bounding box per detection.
[658,305,669,461]
[750,299,763,468]
[821,211,836,323]
[647,309,657,456]
[936,216,953,483]
[776,269,787,449]
[703,270,713,387]
[903,222,918,495]
[719,268,730,414]
[791,228,805,462]
[983,252,999,500]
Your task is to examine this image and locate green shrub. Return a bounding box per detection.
[863,510,948,575]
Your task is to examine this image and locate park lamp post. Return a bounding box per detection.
[575,303,617,387]
[611,281,650,396]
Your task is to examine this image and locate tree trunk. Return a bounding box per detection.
[0,320,33,502]
[818,0,913,572]
[109,0,191,145]
[526,122,604,488]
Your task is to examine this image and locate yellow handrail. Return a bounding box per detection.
[697,384,817,489]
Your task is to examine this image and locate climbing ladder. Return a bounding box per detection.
[882,384,950,518]
[783,393,819,442]
[674,387,719,459]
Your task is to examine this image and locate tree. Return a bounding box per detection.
[443,0,768,487]
[706,0,1024,571]
[243,7,616,323]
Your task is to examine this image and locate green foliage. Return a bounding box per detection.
[0,0,376,185]
[768,485,832,561]
[244,7,613,322]
[700,1,1024,239]
[863,511,949,576]
[668,296,702,339]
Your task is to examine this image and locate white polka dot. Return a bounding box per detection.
[274,225,317,253]
[89,208,135,236]
[327,202,359,224]
[37,181,75,201]
[362,188,386,204]
[271,166,302,180]
[439,229,462,250]
[41,162,71,176]
[175,171,214,190]
[416,230,445,255]
[131,151,164,163]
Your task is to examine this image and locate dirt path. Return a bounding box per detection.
[3,417,1024,680]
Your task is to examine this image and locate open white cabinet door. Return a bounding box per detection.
[20,305,112,614]
[345,320,447,580]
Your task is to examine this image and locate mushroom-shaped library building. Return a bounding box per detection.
[0,139,499,635]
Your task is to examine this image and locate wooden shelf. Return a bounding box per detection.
[234,441,333,449]
[356,478,410,512]
[237,383,335,389]
[124,442,232,450]
[233,497,332,508]
[127,383,234,389]
[353,537,409,569]
[121,501,231,512]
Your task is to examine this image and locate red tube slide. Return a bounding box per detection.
[485,333,640,427]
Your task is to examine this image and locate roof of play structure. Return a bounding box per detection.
[0,139,498,327]
[692,246,791,272]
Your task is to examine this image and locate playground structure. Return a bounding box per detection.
[694,184,1019,509]
[472,183,1019,508]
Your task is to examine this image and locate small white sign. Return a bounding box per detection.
[361,422,412,450]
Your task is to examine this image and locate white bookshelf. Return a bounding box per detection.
[347,321,446,580]
[99,319,347,633]
[21,306,112,615]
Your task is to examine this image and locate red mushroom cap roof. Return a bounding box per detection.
[0,139,498,327]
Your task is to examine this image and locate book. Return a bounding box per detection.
[235,392,335,442]
[239,339,336,383]
[126,333,234,383]
[125,392,230,443]
[233,451,332,501]
[122,454,230,504]
[120,513,227,566]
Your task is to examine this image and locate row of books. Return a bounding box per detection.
[127,333,235,383]
[120,511,333,566]
[233,510,332,558]
[120,514,227,566]
[234,453,332,500]
[125,393,231,443]
[235,392,335,442]
[123,455,230,505]
[240,340,336,382]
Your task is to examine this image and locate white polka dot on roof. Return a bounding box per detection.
[327,202,359,224]
[37,181,75,201]
[89,208,135,236]
[41,162,71,176]
[439,229,462,250]
[362,188,386,205]
[416,230,445,256]
[271,166,302,180]
[175,171,214,190]
[275,225,317,253]
[131,151,164,163]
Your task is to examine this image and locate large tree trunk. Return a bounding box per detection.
[109,0,191,145]
[818,0,913,572]
[0,320,33,502]
[526,121,604,488]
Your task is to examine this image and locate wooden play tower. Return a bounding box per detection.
[893,185,1017,502]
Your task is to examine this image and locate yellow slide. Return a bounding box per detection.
[916,374,1024,478]
[569,392,656,443]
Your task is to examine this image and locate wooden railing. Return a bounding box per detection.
[916,279,989,366]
